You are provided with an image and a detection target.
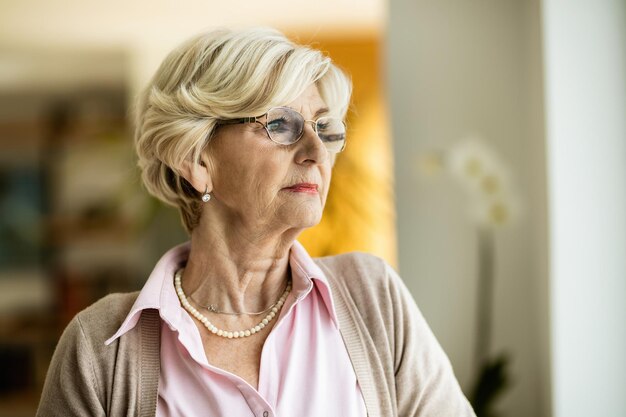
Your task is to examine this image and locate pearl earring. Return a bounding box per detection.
[201,185,211,202]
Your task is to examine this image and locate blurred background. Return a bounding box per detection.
[0,0,624,416]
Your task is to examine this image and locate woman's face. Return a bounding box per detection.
[202,84,335,234]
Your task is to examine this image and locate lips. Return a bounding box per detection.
[284,183,319,193]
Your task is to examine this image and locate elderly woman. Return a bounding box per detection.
[37,28,475,417]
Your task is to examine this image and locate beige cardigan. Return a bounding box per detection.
[37,252,475,417]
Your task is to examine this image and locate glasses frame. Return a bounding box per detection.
[216,106,347,153]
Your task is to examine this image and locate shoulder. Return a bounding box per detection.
[72,292,140,346]
[314,251,419,338]
[313,252,408,336]
[314,251,399,295]
[38,292,143,416]
[77,292,139,321]
[314,251,388,280]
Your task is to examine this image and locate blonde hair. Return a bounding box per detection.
[134,27,352,234]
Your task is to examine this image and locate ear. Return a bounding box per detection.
[180,156,213,194]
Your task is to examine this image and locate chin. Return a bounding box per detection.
[298,214,323,229]
[284,210,323,230]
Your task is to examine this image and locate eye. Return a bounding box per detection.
[319,132,345,142]
[316,117,342,133]
[317,121,331,131]
[266,117,290,133]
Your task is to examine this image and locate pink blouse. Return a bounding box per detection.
[105,241,367,417]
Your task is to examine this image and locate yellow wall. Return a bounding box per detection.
[294,36,397,266]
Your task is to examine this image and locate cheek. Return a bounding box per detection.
[323,160,333,183]
[319,166,333,201]
[214,151,288,200]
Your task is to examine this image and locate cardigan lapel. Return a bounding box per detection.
[315,259,391,417]
[138,309,161,417]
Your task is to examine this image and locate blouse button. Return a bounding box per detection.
[263,412,269,417]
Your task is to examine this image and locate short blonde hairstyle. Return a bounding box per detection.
[134,27,352,234]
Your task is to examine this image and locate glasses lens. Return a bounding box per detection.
[265,108,303,145]
[265,108,346,153]
[316,116,346,153]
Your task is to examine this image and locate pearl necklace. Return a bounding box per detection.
[174,268,292,339]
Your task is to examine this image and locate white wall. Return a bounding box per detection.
[541,1,626,416]
[0,0,385,95]
[0,0,384,48]
[388,1,549,416]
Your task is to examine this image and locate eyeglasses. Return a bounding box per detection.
[217,107,347,153]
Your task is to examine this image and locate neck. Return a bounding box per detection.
[181,215,302,314]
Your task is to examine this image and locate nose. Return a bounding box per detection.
[295,121,328,165]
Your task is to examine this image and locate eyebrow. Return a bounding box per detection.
[314,107,330,118]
